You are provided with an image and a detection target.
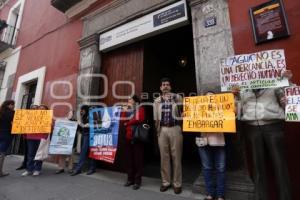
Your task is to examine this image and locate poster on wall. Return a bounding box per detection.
[250,0,290,44]
[220,49,289,91]
[89,106,121,163]
[285,86,300,122]
[183,93,236,133]
[11,110,53,134]
[49,120,78,155]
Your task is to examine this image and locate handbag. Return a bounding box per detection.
[34,135,51,161]
[195,137,208,147]
[133,123,150,143]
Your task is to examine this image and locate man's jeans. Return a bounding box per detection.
[75,134,96,172]
[198,146,226,198]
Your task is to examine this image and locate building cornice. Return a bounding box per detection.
[78,33,99,49]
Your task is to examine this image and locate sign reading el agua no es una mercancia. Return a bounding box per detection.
[220,49,289,91]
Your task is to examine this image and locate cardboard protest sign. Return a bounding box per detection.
[285,86,300,122]
[12,110,53,134]
[89,106,121,163]
[220,49,289,91]
[49,120,78,155]
[183,93,236,133]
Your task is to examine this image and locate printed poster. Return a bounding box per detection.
[89,106,121,163]
[49,120,78,155]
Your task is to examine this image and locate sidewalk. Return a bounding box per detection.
[0,155,205,200]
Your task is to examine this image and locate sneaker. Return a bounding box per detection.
[33,171,40,176]
[21,171,32,176]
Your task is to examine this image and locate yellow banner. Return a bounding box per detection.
[183,93,236,133]
[12,110,53,134]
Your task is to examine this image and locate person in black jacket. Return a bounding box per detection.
[71,105,96,176]
[0,100,15,177]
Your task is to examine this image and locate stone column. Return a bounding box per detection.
[189,0,254,199]
[77,33,101,107]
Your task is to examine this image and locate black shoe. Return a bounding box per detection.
[16,166,26,170]
[132,184,140,190]
[173,187,182,194]
[70,170,81,176]
[124,181,134,187]
[55,169,64,174]
[86,170,95,175]
[160,185,171,192]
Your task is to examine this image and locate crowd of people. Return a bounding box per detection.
[0,73,295,200]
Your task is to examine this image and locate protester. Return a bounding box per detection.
[153,77,183,194]
[232,70,293,200]
[0,100,15,177]
[55,110,76,174]
[122,95,145,190]
[196,91,226,200]
[71,105,96,176]
[21,104,49,176]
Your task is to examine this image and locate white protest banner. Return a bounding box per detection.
[49,120,78,155]
[220,49,289,91]
[285,86,300,122]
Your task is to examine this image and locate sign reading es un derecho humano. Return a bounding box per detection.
[220,49,289,91]
[183,93,236,133]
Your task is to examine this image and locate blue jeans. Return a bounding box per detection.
[75,134,96,172]
[198,146,226,198]
[26,140,43,172]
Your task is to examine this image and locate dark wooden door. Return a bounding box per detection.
[101,42,144,106]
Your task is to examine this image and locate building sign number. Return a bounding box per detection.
[204,16,217,28]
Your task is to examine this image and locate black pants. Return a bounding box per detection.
[244,122,291,200]
[125,140,144,185]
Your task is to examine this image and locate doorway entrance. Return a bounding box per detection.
[142,25,200,183]
[10,81,37,154]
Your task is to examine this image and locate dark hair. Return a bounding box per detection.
[39,104,49,110]
[0,100,14,120]
[130,95,141,104]
[80,105,90,123]
[80,105,89,113]
[160,77,172,86]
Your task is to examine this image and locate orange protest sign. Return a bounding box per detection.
[183,93,236,133]
[12,110,53,134]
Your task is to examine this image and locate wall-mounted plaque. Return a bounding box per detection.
[250,0,290,44]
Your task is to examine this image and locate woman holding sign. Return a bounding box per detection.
[0,100,15,177]
[196,91,226,200]
[21,104,50,176]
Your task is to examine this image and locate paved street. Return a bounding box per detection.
[0,155,204,200]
